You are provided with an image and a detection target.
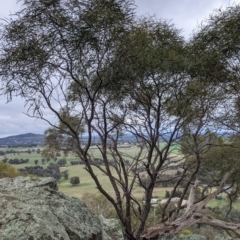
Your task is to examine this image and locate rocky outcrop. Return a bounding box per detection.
[0,177,102,240]
[99,215,124,240]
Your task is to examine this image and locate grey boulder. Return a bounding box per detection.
[0,177,102,240]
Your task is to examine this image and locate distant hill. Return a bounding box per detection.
[0,133,44,147]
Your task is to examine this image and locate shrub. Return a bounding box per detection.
[2,158,8,163]
[61,170,69,180]
[45,163,61,181]
[215,195,222,200]
[41,158,46,164]
[70,176,80,185]
[6,158,30,164]
[0,162,19,178]
[8,158,20,164]
[179,229,192,236]
[0,151,5,156]
[70,160,81,165]
[18,163,61,181]
[57,159,67,167]
[165,190,170,198]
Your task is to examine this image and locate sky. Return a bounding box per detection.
[0,0,239,138]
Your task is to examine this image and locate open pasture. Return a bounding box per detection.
[58,164,177,199]
[0,145,183,199]
[1,145,238,210]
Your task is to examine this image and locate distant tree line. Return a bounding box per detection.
[2,158,29,164]
[18,163,61,181]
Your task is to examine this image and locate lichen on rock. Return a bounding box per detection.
[0,177,102,240]
[99,214,124,240]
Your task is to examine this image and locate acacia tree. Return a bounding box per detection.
[2,1,240,239]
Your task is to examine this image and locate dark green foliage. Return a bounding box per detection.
[19,163,61,181]
[94,158,103,165]
[56,152,61,157]
[57,159,66,167]
[8,158,29,164]
[215,195,222,200]
[165,190,170,198]
[0,151,5,156]
[70,160,82,165]
[46,163,61,181]
[61,170,69,180]
[164,190,182,199]
[70,176,80,185]
[5,149,18,154]
[41,158,46,165]
[2,158,8,163]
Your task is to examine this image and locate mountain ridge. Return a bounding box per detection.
[0,133,44,147]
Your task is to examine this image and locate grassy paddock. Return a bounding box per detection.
[3,145,238,211]
[58,165,176,199]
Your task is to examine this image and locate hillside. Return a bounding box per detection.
[0,133,44,147]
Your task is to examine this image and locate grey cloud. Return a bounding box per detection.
[0,0,239,137]
[0,97,54,137]
[135,0,240,38]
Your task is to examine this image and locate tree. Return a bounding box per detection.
[57,158,66,167]
[0,150,5,156]
[2,158,8,163]
[2,1,240,239]
[44,163,61,181]
[61,169,69,180]
[70,176,80,186]
[165,190,170,198]
[34,160,38,165]
[56,152,61,157]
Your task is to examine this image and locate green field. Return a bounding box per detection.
[0,145,181,200]
[58,164,178,199]
[1,145,238,211]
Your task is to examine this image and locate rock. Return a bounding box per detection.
[158,233,177,240]
[214,235,240,240]
[178,234,207,240]
[99,215,124,240]
[0,177,102,240]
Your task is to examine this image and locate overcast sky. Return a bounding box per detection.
[0,0,239,138]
